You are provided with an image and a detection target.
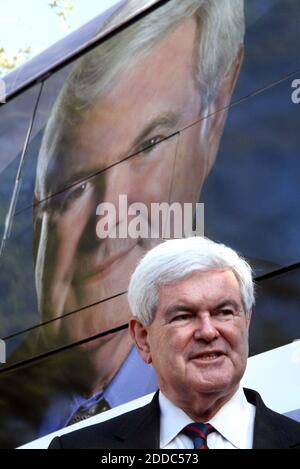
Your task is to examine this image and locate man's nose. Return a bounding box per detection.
[193,314,219,342]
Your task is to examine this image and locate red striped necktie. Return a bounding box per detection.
[183,422,215,449]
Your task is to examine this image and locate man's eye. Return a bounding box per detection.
[172,314,191,322]
[44,182,90,213]
[218,309,234,317]
[138,136,164,154]
[48,182,90,212]
[69,182,88,198]
[59,181,90,211]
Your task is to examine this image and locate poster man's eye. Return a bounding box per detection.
[66,181,88,199]
[59,181,90,211]
[70,182,88,198]
[138,136,164,154]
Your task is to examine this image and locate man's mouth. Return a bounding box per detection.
[192,351,224,361]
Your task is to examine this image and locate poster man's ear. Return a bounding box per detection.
[204,45,244,175]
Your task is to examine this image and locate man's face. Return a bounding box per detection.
[133,270,250,405]
[33,18,223,361]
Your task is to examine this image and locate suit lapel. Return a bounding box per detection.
[112,392,160,448]
[244,388,300,449]
[252,395,286,449]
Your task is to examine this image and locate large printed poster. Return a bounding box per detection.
[0,0,299,448]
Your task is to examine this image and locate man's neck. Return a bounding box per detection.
[162,385,239,422]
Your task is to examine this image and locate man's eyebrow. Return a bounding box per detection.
[164,304,193,319]
[163,299,242,318]
[214,300,241,311]
[131,112,180,151]
[45,164,99,197]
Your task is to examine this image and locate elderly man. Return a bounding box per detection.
[49,237,300,449]
[0,0,245,448]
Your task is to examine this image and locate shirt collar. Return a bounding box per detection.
[159,387,255,449]
[209,387,255,449]
[159,392,193,447]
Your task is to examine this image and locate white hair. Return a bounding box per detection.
[41,0,244,130]
[128,237,255,325]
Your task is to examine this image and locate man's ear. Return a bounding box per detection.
[129,318,152,364]
[203,45,244,175]
[246,309,252,330]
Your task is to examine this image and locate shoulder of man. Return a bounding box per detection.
[48,392,160,449]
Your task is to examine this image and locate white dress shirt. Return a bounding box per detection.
[159,387,256,449]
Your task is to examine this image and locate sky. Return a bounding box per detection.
[0,0,121,61]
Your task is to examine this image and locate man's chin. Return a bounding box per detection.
[192,375,239,397]
[186,367,236,394]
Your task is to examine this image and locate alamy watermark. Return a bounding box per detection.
[96,195,204,239]
[0,338,6,364]
[0,78,6,103]
[291,79,300,104]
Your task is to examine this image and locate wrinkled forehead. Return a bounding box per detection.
[156,268,244,308]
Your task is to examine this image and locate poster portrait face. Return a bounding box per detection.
[33,18,202,351]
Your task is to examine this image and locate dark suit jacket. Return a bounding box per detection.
[49,388,300,449]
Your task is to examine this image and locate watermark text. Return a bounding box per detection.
[291,79,300,104]
[96,195,204,239]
